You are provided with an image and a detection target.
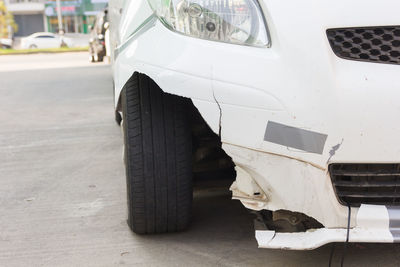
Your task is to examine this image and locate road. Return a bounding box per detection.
[0,52,399,267]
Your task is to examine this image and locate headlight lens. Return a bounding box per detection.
[147,0,269,47]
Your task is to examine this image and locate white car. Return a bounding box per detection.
[109,0,400,250]
[0,38,13,48]
[20,32,71,49]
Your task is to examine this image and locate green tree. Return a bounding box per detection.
[0,0,18,38]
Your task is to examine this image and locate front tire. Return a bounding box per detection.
[97,53,104,62]
[122,73,193,234]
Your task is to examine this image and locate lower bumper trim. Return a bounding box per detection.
[256,204,399,250]
[256,228,393,250]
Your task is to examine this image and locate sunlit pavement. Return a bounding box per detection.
[0,52,399,266]
[0,52,107,72]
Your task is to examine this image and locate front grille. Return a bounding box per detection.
[329,164,400,207]
[327,26,400,65]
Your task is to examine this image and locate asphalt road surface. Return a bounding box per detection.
[1,52,400,267]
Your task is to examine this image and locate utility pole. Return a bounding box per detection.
[56,0,63,34]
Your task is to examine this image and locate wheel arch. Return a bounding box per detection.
[114,69,221,136]
[120,71,236,188]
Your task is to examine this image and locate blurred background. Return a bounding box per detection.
[0,0,108,51]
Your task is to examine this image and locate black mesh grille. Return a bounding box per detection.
[329,164,400,207]
[327,26,400,65]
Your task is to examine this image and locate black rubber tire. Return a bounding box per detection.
[122,73,193,234]
[97,54,104,62]
[115,110,122,125]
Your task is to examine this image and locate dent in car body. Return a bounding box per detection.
[110,0,400,249]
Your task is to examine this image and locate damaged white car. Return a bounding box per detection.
[109,0,400,249]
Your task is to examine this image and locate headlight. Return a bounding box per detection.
[147,0,270,47]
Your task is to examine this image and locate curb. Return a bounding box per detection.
[0,48,89,56]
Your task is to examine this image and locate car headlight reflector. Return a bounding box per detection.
[147,0,270,47]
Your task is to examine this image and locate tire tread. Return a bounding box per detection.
[122,73,192,234]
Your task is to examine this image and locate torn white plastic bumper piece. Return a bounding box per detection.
[256,228,393,250]
[255,204,398,250]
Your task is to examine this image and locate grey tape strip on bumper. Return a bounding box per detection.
[388,207,400,242]
[264,121,328,154]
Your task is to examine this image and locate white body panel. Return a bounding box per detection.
[256,205,394,250]
[109,0,400,249]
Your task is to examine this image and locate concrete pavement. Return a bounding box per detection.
[0,52,107,72]
[1,52,400,266]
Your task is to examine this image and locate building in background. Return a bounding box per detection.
[4,0,46,37]
[4,0,108,37]
[44,0,108,34]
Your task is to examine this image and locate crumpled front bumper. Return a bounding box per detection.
[226,143,400,250]
[112,0,400,250]
[256,205,398,250]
